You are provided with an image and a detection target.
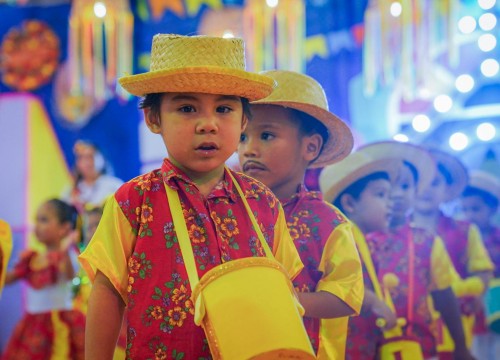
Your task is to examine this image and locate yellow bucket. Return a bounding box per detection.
[378,337,424,360]
[192,257,316,360]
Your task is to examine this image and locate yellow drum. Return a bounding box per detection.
[485,278,500,334]
[378,337,424,360]
[192,257,315,360]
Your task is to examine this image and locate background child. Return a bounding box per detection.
[413,148,494,357]
[2,199,84,360]
[238,70,363,359]
[359,141,473,360]
[79,34,304,359]
[320,151,400,359]
[461,170,500,360]
[0,219,12,298]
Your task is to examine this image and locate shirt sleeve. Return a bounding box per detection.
[0,220,13,295]
[316,221,364,314]
[467,224,494,273]
[431,235,456,290]
[78,196,136,304]
[272,204,304,281]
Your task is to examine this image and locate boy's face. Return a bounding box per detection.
[461,195,495,229]
[145,93,246,179]
[390,164,417,219]
[238,105,319,198]
[415,170,447,212]
[348,178,392,234]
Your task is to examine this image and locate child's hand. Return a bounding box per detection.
[371,298,397,330]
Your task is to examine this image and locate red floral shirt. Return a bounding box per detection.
[80,159,302,360]
[367,223,454,358]
[282,186,363,356]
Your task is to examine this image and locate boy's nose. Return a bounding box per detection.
[196,115,218,134]
[241,138,259,158]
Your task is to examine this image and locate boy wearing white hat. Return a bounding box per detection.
[320,151,403,359]
[461,170,500,359]
[79,35,306,359]
[238,70,363,359]
[359,141,472,360]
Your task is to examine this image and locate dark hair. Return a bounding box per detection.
[139,93,252,121]
[403,160,419,184]
[333,172,390,213]
[46,199,79,230]
[437,163,453,185]
[290,109,328,162]
[462,186,499,209]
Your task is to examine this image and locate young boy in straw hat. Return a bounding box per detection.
[358,141,473,360]
[319,151,401,359]
[238,70,363,358]
[461,170,500,359]
[79,34,305,359]
[413,148,493,358]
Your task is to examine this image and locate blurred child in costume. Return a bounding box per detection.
[359,141,473,360]
[461,170,500,359]
[413,148,494,357]
[320,151,401,359]
[0,219,13,298]
[62,140,123,213]
[238,70,364,358]
[79,34,305,359]
[2,199,85,360]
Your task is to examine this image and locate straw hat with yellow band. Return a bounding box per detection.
[118,34,275,101]
[428,148,469,202]
[467,170,500,203]
[251,70,353,168]
[319,151,402,204]
[357,141,436,194]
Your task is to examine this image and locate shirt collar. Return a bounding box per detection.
[161,159,238,202]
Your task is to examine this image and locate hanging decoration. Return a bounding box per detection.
[363,0,459,101]
[0,20,60,92]
[67,0,133,105]
[243,0,306,73]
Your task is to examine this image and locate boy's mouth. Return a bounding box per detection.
[243,161,267,173]
[195,142,219,151]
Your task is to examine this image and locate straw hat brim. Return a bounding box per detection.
[468,171,500,202]
[119,66,276,101]
[357,141,436,194]
[251,100,353,167]
[320,155,402,204]
[429,149,469,202]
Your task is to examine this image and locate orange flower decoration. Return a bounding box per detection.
[171,285,188,304]
[150,306,165,320]
[127,276,135,293]
[128,257,140,274]
[136,204,153,223]
[155,348,167,360]
[188,223,206,244]
[168,306,187,327]
[221,218,239,237]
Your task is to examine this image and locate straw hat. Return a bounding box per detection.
[118,34,275,101]
[319,151,402,204]
[357,141,436,194]
[428,148,469,202]
[468,170,500,203]
[251,70,353,168]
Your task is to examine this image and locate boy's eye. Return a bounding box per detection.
[216,106,232,113]
[261,132,275,141]
[179,105,195,113]
[240,133,247,142]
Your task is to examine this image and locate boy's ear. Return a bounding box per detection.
[303,133,323,163]
[144,108,161,134]
[339,193,356,215]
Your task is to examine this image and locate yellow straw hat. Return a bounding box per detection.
[428,148,469,202]
[357,141,436,194]
[118,34,275,101]
[319,151,402,204]
[251,70,353,168]
[467,170,500,203]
